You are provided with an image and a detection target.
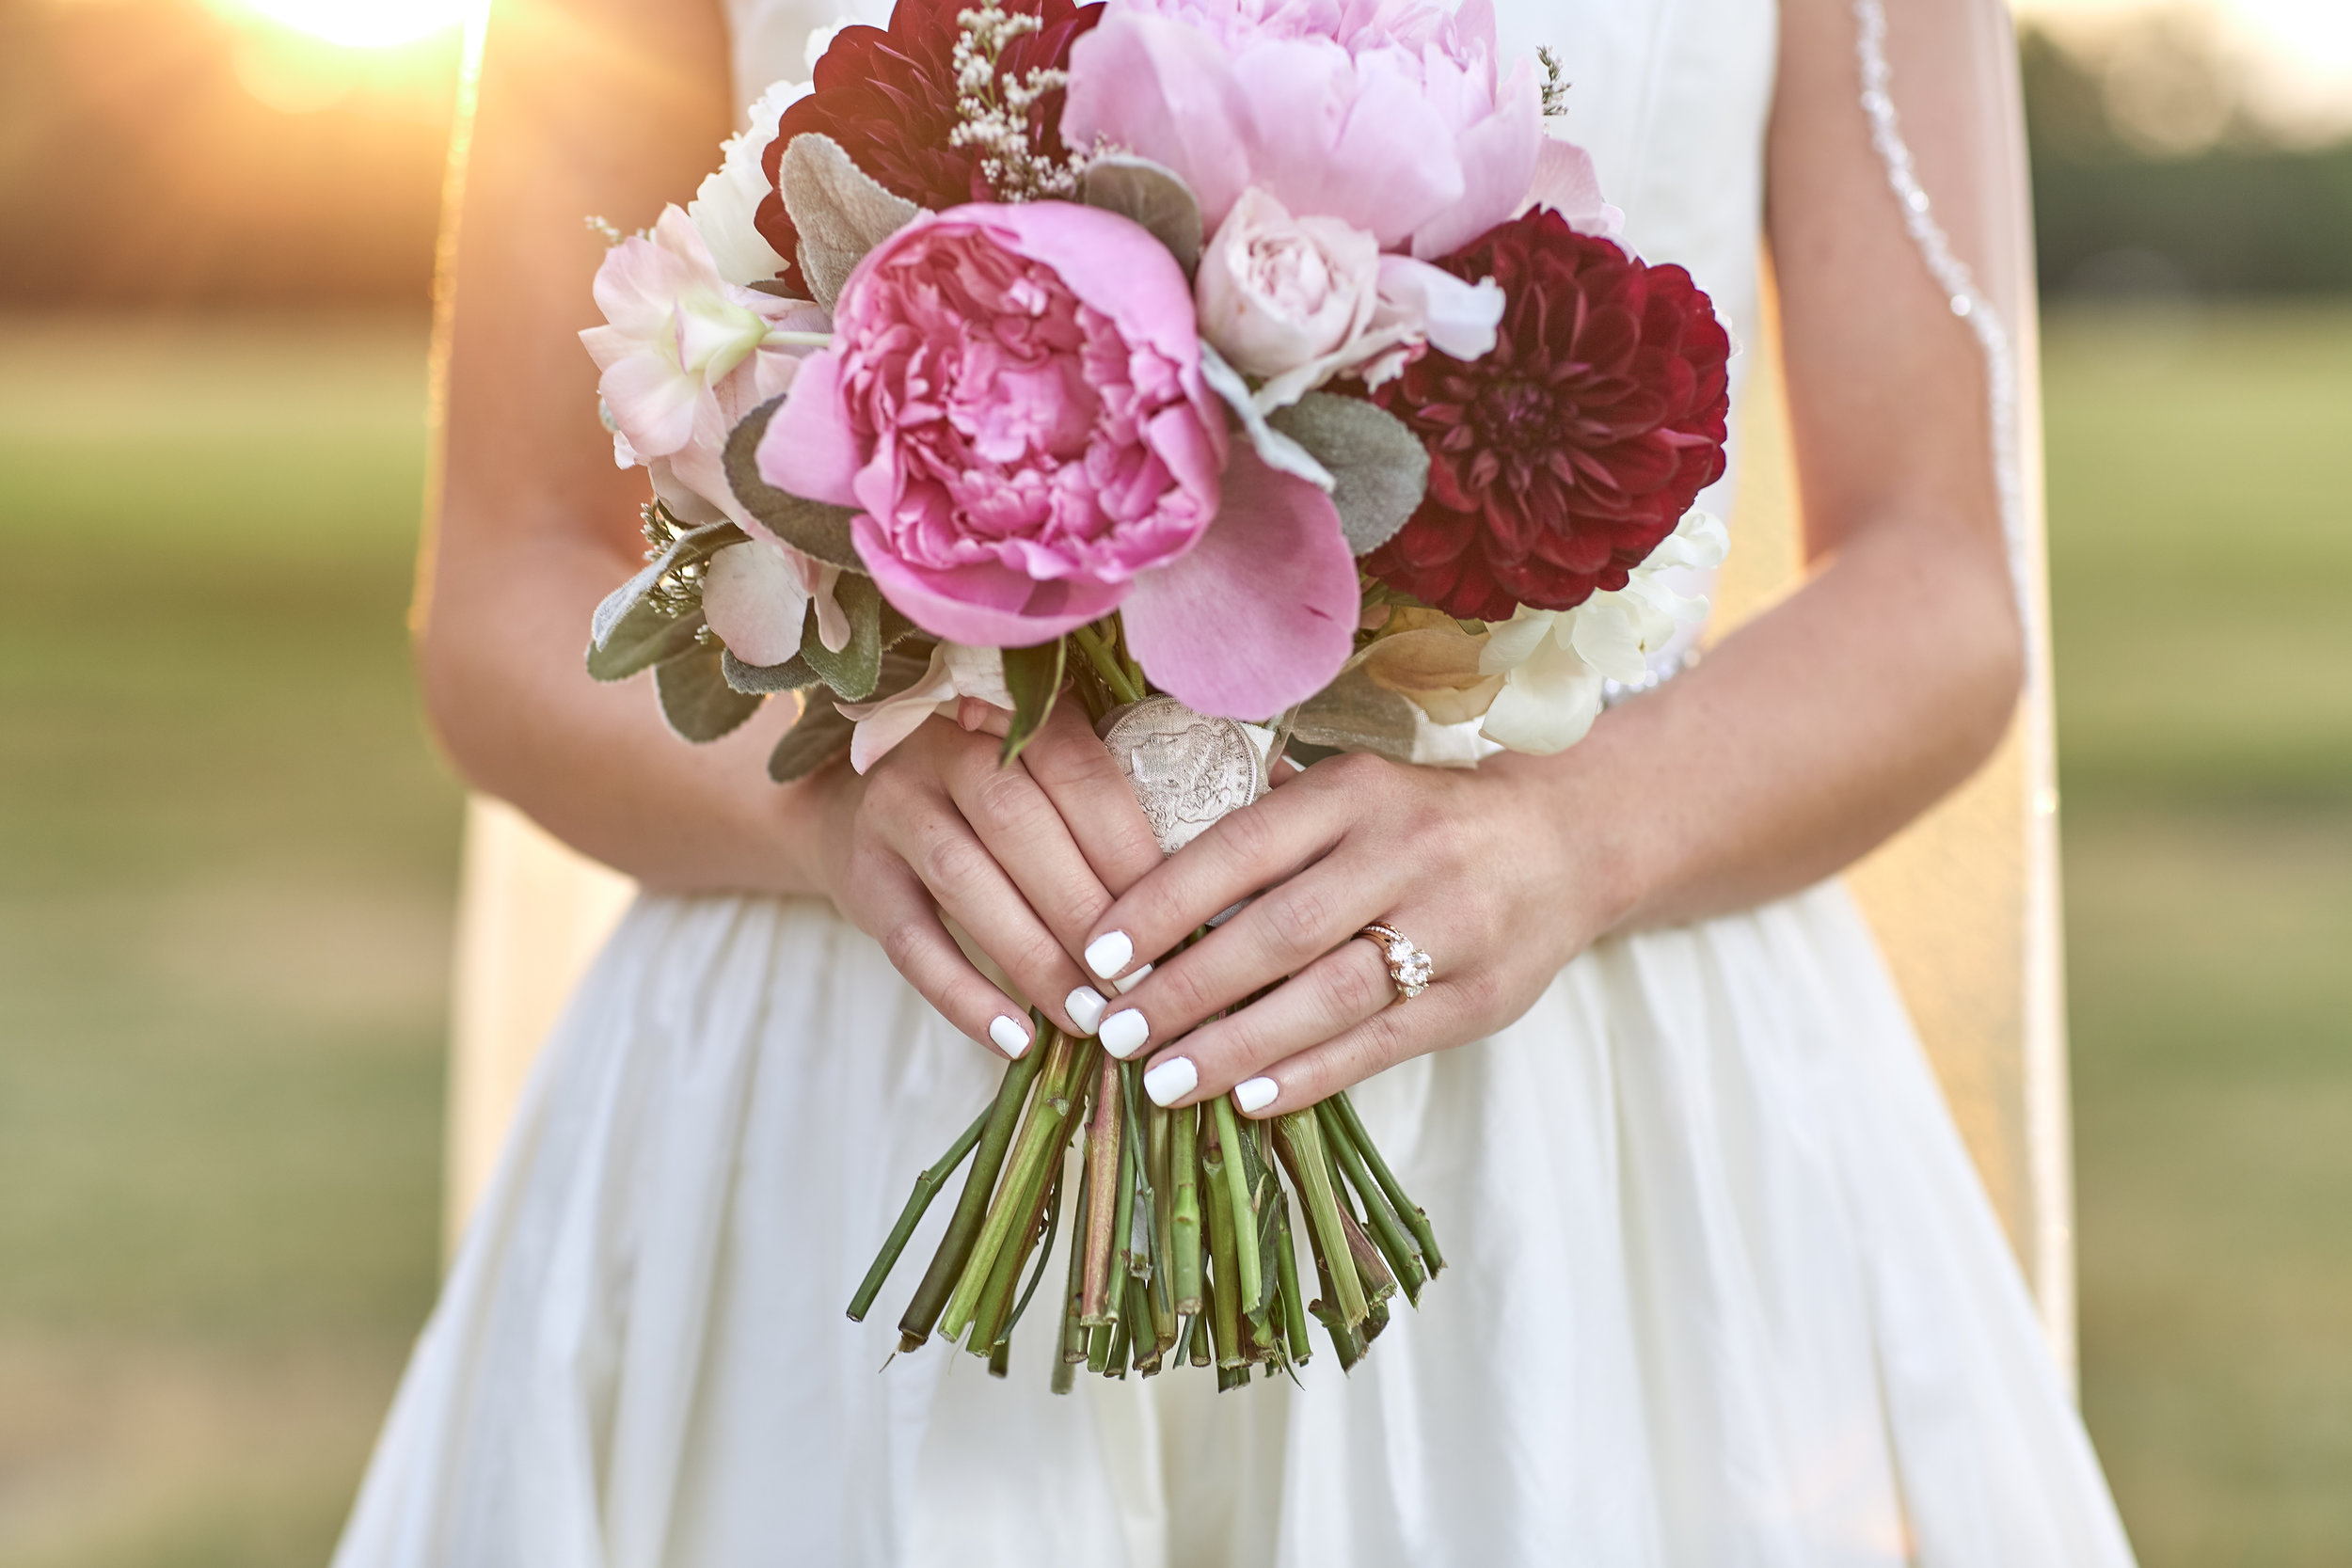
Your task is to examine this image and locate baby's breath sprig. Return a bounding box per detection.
[1536,46,1570,119]
[948,0,1092,201]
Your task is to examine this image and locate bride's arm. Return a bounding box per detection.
[417,0,1162,1049]
[1071,0,2026,1110]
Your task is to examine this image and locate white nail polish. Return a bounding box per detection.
[1233,1076,1279,1114]
[1085,930,1134,980]
[1112,962,1153,995]
[1065,986,1106,1037]
[989,1015,1034,1058]
[1143,1056,1198,1106]
[1099,1008,1150,1060]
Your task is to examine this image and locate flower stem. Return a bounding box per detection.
[848,1102,990,1323]
[1273,1190,1311,1366]
[1079,1051,1123,1324]
[968,1148,1063,1360]
[1055,1153,1092,1386]
[896,1025,1051,1351]
[1072,622,1143,707]
[1330,1091,1444,1275]
[1274,1111,1368,1331]
[937,1029,1086,1344]
[1212,1097,1263,1312]
[1314,1100,1425,1306]
[1169,1107,1202,1314]
[1148,1104,1179,1352]
[1201,1121,1246,1370]
[1107,1088,1138,1324]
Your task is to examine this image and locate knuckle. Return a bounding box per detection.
[1262,882,1335,959]
[1324,951,1391,1021]
[970,766,1039,832]
[915,828,991,895]
[1211,800,1281,867]
[879,917,933,976]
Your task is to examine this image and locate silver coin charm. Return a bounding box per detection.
[1098,695,1269,855]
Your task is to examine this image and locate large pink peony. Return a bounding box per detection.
[1061,0,1542,261]
[757,199,1359,717]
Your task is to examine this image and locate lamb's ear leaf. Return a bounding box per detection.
[1081,156,1203,277]
[768,695,856,784]
[723,395,865,568]
[800,574,884,702]
[1198,341,1335,490]
[587,518,741,657]
[656,642,766,742]
[721,647,825,694]
[1287,665,1422,762]
[998,640,1065,766]
[779,132,922,312]
[1265,393,1429,555]
[588,603,708,683]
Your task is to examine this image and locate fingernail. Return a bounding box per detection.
[1099,1008,1150,1060]
[1085,930,1133,979]
[1065,986,1106,1037]
[1233,1076,1279,1114]
[1112,962,1153,996]
[988,1015,1034,1058]
[1143,1056,1198,1106]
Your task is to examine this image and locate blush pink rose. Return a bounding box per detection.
[1062,0,1543,261]
[758,199,1359,718]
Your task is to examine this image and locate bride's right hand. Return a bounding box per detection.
[803,697,1165,1059]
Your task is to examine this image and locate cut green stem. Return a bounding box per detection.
[1274,1110,1368,1331]
[896,1027,1051,1351]
[1315,1099,1425,1306]
[1330,1091,1443,1274]
[849,1103,989,1323]
[1080,1051,1123,1324]
[1212,1097,1263,1312]
[1169,1107,1202,1313]
[937,1030,1085,1343]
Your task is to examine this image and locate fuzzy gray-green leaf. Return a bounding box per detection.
[588,602,707,683]
[1266,393,1430,554]
[588,517,741,657]
[722,647,824,694]
[779,132,922,313]
[1288,667,1422,762]
[657,643,765,742]
[1198,341,1335,490]
[800,573,885,701]
[723,395,864,569]
[1081,156,1203,277]
[768,696,856,784]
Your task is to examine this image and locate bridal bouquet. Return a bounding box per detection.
[580,0,1730,1387]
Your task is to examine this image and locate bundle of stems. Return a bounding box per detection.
[845,613,1444,1387]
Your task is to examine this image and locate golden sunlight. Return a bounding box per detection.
[227,0,472,48]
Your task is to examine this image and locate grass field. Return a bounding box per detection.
[0,303,2346,1565]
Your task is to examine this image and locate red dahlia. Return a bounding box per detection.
[755,0,1104,291]
[1364,209,1731,621]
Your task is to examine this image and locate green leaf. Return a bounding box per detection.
[588,603,707,683]
[997,639,1066,766]
[1080,155,1202,277]
[723,396,864,569]
[779,132,923,312]
[768,694,856,783]
[721,647,824,694]
[656,642,765,743]
[1266,393,1430,555]
[800,574,885,701]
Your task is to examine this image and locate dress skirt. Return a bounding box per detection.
[332,883,2136,1567]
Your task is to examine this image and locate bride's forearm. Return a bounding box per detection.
[416,524,835,898]
[1510,503,2023,936]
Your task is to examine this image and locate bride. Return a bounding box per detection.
[339,0,2137,1560]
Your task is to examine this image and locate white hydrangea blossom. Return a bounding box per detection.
[688,77,810,287]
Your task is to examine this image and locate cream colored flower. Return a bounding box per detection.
[834,643,1013,773]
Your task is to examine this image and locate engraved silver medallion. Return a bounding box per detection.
[1099,695,1269,855]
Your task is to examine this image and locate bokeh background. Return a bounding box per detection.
[1,0,2346,1561]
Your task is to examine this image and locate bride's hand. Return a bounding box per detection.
[807,698,1164,1059]
[1073,751,1631,1117]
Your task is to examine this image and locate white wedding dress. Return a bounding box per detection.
[334,0,2137,1562]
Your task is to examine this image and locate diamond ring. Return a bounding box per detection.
[1358,923,1434,1001]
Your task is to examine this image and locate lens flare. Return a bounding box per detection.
[230,0,472,48]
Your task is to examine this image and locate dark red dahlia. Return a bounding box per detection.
[1364,209,1731,622]
[755,0,1103,290]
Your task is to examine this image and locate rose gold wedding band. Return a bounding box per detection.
[1359,924,1435,1001]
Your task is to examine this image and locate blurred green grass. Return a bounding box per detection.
[0,303,2346,1564]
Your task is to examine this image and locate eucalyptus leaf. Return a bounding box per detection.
[1288,666,1423,763]
[768,695,856,784]
[588,602,708,683]
[779,132,922,313]
[1080,155,1203,277]
[1198,341,1335,490]
[1266,393,1430,554]
[657,642,766,743]
[722,647,824,694]
[800,573,885,701]
[723,395,864,569]
[588,519,741,652]
[998,639,1066,766]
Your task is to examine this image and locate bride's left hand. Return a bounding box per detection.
[1075,749,1632,1117]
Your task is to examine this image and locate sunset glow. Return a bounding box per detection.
[228,0,472,48]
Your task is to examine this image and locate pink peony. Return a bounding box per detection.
[759,199,1358,717]
[1061,0,1543,261]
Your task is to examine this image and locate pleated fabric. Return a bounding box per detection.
[334,885,2134,1567]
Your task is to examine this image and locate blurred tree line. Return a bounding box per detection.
[0,0,2344,307]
